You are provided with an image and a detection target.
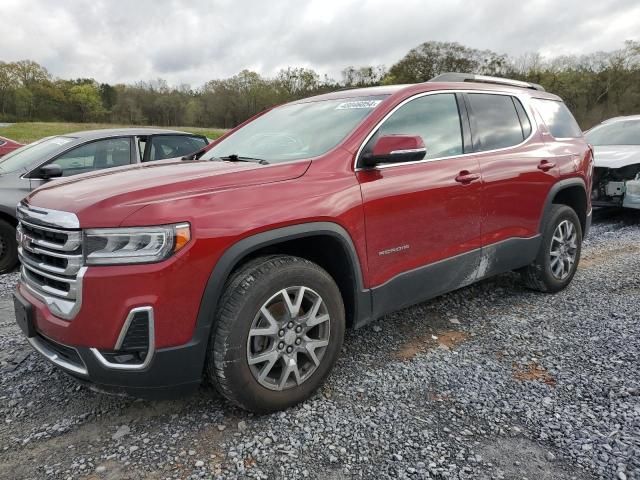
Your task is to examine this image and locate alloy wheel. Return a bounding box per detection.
[549,219,578,280]
[246,286,331,391]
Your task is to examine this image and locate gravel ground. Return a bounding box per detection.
[1,209,639,480]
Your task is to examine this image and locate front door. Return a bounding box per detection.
[355,93,483,316]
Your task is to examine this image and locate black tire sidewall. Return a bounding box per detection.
[538,205,582,292]
[216,260,345,412]
[0,220,18,274]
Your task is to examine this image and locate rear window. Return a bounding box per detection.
[532,99,582,138]
[468,94,526,151]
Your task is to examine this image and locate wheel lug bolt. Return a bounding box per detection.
[278,342,284,350]
[295,325,302,333]
[295,338,301,345]
[278,329,285,337]
[287,321,294,329]
[286,346,293,353]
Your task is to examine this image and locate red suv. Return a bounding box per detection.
[14,74,593,412]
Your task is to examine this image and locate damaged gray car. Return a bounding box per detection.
[585,115,640,209]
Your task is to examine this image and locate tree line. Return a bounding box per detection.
[0,40,638,130]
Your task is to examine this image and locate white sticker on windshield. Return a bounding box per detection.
[336,100,382,110]
[50,137,73,146]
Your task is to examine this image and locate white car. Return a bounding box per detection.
[585,115,640,209]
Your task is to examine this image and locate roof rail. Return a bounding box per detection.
[428,73,545,92]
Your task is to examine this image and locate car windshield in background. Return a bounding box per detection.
[585,120,640,146]
[202,96,388,163]
[0,136,74,173]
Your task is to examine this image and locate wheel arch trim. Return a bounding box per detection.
[539,178,588,234]
[194,222,372,335]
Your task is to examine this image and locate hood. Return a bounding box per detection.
[593,145,640,169]
[24,158,311,227]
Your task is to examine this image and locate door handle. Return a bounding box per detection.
[537,160,556,172]
[455,171,481,184]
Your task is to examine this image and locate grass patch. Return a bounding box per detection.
[0,122,227,144]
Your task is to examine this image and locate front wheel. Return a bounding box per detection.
[520,204,582,292]
[207,255,345,413]
[0,219,18,274]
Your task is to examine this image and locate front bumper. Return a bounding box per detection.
[15,287,210,398]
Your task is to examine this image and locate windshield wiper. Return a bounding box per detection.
[220,154,269,165]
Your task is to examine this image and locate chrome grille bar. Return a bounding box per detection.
[17,203,83,320]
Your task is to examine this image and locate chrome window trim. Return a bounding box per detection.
[90,306,155,371]
[389,148,427,155]
[353,89,538,171]
[27,334,88,376]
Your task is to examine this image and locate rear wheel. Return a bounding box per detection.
[520,204,582,292]
[207,255,345,413]
[0,220,18,274]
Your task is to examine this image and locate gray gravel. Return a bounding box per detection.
[1,209,639,479]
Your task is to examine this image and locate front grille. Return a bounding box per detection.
[17,204,83,319]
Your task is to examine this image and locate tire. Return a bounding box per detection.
[0,219,18,274]
[520,204,582,293]
[207,255,345,413]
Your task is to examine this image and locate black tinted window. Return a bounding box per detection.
[148,135,208,161]
[532,99,582,138]
[469,94,524,151]
[53,138,132,176]
[365,93,463,161]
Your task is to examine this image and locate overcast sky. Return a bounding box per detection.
[1,0,638,87]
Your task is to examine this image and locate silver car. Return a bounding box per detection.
[585,115,640,210]
[0,128,208,272]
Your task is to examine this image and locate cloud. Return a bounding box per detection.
[0,0,638,87]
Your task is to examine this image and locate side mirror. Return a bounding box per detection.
[361,135,426,168]
[38,164,63,179]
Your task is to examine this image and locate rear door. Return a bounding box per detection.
[466,92,555,244]
[356,92,483,311]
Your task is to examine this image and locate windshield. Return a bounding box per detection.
[202,95,388,163]
[585,120,640,146]
[0,136,75,173]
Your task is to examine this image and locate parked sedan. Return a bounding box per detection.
[0,128,208,272]
[585,115,640,210]
[0,136,23,158]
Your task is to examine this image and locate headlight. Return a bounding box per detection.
[84,223,191,265]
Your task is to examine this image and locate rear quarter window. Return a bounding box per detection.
[532,99,582,138]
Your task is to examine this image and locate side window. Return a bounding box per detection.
[147,135,208,162]
[468,94,525,151]
[532,98,582,138]
[363,93,463,162]
[52,138,132,177]
[0,140,6,147]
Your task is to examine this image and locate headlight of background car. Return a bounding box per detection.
[84,223,191,265]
